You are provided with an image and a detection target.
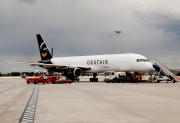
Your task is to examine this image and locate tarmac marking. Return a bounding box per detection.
[19,85,39,123]
[0,86,15,94]
[0,85,29,119]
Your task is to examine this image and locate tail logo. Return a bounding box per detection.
[40,42,48,58]
[41,52,47,57]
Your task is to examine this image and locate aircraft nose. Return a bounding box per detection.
[147,62,154,70]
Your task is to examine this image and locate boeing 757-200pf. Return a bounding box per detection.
[9,34,153,82]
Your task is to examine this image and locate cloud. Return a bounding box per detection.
[19,0,36,3]
[1,0,180,73]
[133,0,180,35]
[134,12,180,36]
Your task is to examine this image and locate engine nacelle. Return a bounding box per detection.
[63,68,82,78]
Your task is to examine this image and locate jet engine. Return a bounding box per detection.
[63,68,82,78]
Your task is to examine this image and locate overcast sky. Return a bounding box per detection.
[1,0,180,73]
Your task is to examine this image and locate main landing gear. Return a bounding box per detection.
[90,73,98,82]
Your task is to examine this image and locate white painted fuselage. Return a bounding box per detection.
[51,53,153,73]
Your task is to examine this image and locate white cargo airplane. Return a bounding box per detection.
[9,34,153,82]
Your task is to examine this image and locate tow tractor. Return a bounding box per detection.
[26,73,72,84]
[26,74,49,84]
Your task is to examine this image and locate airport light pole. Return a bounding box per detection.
[115,31,121,54]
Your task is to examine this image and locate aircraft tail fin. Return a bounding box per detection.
[36,34,53,60]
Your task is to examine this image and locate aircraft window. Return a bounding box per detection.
[143,59,149,62]
[136,59,140,62]
[137,59,149,62]
[137,59,150,62]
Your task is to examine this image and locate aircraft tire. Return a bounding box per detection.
[90,78,98,82]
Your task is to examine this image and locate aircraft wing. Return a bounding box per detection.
[5,61,91,70]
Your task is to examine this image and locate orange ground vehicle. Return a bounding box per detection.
[53,78,72,84]
[26,74,49,84]
[47,75,72,84]
[26,74,72,84]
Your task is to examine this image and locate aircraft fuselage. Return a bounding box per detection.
[51,53,153,73]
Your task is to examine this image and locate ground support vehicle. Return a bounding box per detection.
[125,72,142,83]
[49,77,72,84]
[104,71,142,83]
[104,71,126,83]
[26,75,49,84]
[47,75,72,84]
[26,76,72,84]
[152,76,174,83]
[116,76,126,83]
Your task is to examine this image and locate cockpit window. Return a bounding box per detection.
[136,59,149,62]
[143,59,149,62]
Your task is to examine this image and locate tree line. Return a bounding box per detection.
[0,72,34,76]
